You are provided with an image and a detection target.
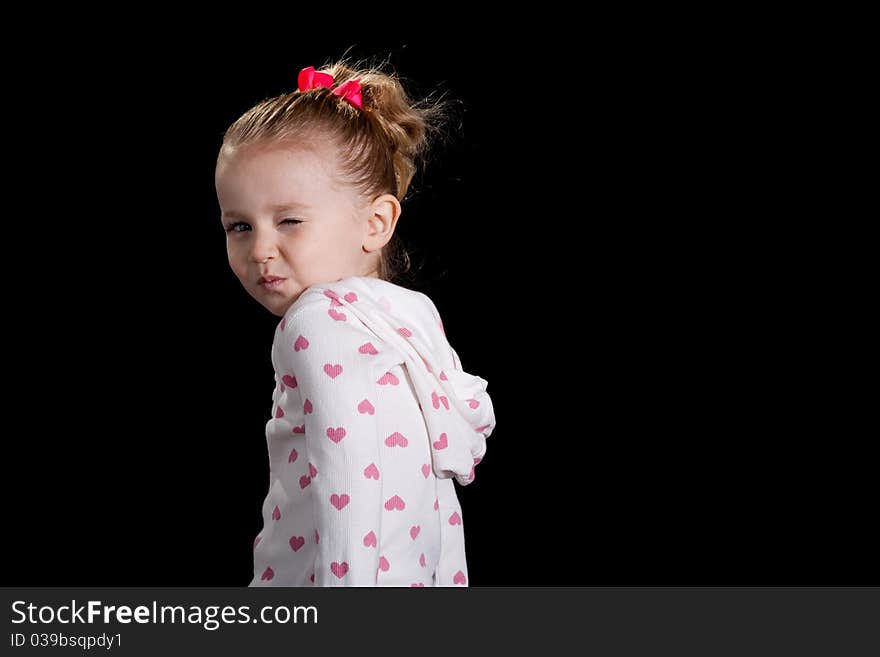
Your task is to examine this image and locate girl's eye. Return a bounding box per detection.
[224,219,301,233]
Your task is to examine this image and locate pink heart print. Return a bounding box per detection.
[289,536,305,552]
[326,426,346,443]
[323,363,343,379]
[378,556,390,572]
[454,570,466,585]
[288,447,298,463]
[294,335,309,351]
[397,327,412,338]
[328,308,346,322]
[323,289,339,301]
[385,432,408,447]
[261,567,274,581]
[421,464,431,478]
[282,375,298,388]
[377,371,399,385]
[363,531,377,547]
[253,536,261,550]
[329,297,342,307]
[275,406,284,418]
[309,463,318,478]
[384,495,406,511]
[439,371,448,380]
[293,424,305,434]
[410,525,420,540]
[433,433,448,450]
[280,318,286,331]
[358,399,375,415]
[331,562,349,579]
[330,493,350,510]
[299,475,311,489]
[344,292,358,303]
[363,463,380,480]
[419,553,426,567]
[272,506,281,521]
[468,399,480,409]
[303,399,313,414]
[358,342,378,355]
[448,511,462,525]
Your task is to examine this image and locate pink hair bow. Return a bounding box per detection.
[297,66,363,109]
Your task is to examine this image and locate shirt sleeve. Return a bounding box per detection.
[280,303,383,586]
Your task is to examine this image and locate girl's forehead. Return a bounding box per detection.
[225,142,334,170]
[220,144,336,187]
[218,141,358,206]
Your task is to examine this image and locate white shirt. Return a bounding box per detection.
[249,276,496,586]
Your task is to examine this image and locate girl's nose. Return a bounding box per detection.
[249,233,278,264]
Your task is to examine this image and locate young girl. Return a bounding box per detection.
[215,59,496,586]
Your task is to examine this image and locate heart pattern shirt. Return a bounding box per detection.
[250,276,496,587]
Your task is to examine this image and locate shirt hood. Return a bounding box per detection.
[287,275,495,486]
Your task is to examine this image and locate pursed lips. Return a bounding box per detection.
[258,275,286,289]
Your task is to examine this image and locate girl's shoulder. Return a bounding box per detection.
[283,292,361,336]
[283,287,330,326]
[285,276,431,321]
[278,276,440,352]
[279,281,376,344]
[273,293,375,370]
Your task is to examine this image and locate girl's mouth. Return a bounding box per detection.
[259,278,286,290]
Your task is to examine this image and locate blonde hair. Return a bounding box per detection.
[218,55,454,284]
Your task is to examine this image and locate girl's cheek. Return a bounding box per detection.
[227,242,246,264]
[226,249,248,280]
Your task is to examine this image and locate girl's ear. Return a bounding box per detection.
[363,193,401,252]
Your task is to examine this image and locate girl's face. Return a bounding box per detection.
[215,143,377,317]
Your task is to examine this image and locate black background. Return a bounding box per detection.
[3,24,873,586]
